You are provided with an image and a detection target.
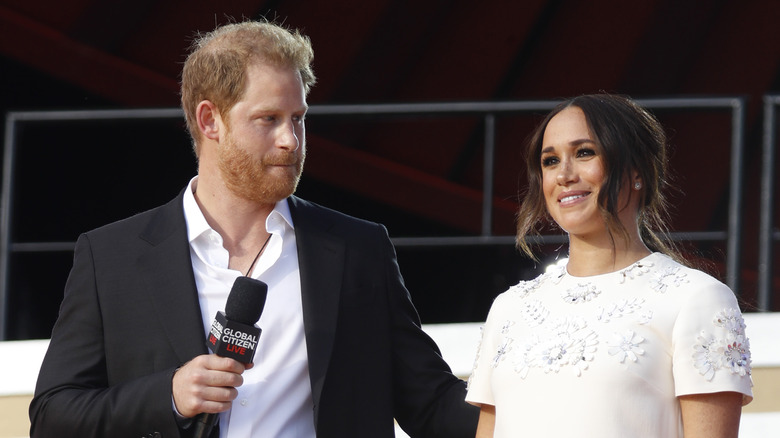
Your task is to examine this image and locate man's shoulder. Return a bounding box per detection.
[288,195,383,231]
[84,193,184,240]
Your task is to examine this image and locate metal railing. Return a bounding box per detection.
[0,98,747,339]
[758,95,780,312]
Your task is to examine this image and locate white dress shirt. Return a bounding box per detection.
[183,177,315,437]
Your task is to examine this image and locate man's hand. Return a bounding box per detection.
[172,354,253,418]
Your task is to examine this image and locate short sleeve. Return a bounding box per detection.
[466,294,508,407]
[671,274,753,405]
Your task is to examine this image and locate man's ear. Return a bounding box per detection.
[196,100,221,141]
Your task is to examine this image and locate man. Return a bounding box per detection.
[29,20,478,438]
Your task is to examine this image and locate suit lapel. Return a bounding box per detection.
[288,196,344,410]
[132,193,345,405]
[137,192,208,364]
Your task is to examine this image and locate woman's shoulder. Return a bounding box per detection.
[493,269,556,303]
[651,253,729,286]
[647,253,738,306]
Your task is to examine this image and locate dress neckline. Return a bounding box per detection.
[558,252,660,281]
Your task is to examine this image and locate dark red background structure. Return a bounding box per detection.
[1,0,779,339]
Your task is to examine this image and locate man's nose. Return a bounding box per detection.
[277,122,300,151]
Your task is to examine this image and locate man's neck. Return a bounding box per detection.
[192,174,276,270]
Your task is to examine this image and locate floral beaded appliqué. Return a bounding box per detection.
[511,340,536,378]
[607,330,645,363]
[649,266,688,293]
[467,326,485,389]
[596,298,645,323]
[511,317,598,378]
[491,337,512,368]
[617,260,653,284]
[521,300,549,327]
[507,277,542,299]
[561,282,601,303]
[546,263,567,285]
[490,320,515,368]
[692,308,751,380]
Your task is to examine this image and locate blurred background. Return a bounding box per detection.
[1,0,780,342]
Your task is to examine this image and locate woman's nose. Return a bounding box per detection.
[556,160,576,185]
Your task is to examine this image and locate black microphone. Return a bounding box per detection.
[192,276,268,438]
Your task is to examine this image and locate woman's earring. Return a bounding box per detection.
[634,182,642,190]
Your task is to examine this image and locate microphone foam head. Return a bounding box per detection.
[225,276,268,325]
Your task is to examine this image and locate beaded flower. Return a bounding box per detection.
[491,336,512,368]
[521,300,549,327]
[561,282,601,304]
[607,330,645,363]
[649,266,688,293]
[692,308,751,381]
[507,278,542,299]
[618,261,653,284]
[596,298,645,323]
[510,317,598,378]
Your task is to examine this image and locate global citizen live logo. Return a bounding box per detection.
[207,311,260,363]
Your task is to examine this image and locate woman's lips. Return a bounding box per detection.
[558,191,590,206]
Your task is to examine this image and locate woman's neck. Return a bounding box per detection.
[566,233,652,277]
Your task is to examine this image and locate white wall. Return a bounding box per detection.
[3,314,778,437]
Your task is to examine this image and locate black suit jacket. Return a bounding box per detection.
[29,192,478,438]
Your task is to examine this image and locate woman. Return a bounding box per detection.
[466,94,753,437]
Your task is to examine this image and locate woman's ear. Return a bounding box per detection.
[196,100,221,141]
[632,171,642,191]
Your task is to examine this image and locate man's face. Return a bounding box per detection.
[217,62,308,205]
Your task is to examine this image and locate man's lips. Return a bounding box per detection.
[264,158,299,167]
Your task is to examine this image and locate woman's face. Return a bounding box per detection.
[540,106,608,238]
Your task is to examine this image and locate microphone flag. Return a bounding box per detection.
[206,311,260,363]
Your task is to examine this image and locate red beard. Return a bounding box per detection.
[217,132,305,205]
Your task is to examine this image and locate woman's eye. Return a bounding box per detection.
[541,156,558,167]
[577,148,596,158]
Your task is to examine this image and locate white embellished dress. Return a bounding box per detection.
[466,252,753,437]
